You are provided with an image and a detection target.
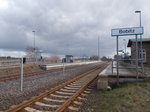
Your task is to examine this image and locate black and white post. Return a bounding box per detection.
[21,57,24,91]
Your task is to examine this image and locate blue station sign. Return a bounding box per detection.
[111,27,144,36]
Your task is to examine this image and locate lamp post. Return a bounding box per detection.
[32,30,36,63]
[135,10,144,75]
[135,11,141,26]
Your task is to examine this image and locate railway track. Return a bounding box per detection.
[0,62,99,82]
[7,62,108,112]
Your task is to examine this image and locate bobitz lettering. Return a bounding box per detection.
[119,29,135,34]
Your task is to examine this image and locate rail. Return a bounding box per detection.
[7,63,108,112]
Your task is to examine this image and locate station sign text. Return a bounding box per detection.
[111,27,144,36]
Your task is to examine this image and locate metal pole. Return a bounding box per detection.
[135,10,144,75]
[98,37,100,61]
[139,12,144,75]
[116,36,119,85]
[63,61,65,75]
[112,59,113,75]
[21,57,23,91]
[139,12,141,27]
[32,31,36,63]
[32,31,35,54]
[140,34,144,75]
[123,39,126,56]
[135,35,139,80]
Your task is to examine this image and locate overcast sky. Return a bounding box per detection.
[0,0,149,58]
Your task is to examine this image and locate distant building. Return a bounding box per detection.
[62,55,73,63]
[127,38,150,65]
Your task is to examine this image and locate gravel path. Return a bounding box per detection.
[0,63,100,111]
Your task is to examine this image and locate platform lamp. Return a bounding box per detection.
[135,10,144,75]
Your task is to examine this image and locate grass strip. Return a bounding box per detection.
[93,78,150,112]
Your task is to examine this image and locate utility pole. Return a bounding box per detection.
[32,30,36,63]
[98,37,100,61]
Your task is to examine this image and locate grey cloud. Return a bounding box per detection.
[0,0,150,57]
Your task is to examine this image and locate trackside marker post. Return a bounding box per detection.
[62,59,65,75]
[21,57,24,91]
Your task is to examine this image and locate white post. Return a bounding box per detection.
[63,61,65,75]
[21,57,24,91]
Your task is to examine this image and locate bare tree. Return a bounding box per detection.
[25,46,41,59]
[90,55,99,60]
[101,56,112,61]
[49,55,61,63]
[101,56,108,61]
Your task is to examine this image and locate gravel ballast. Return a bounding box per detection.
[0,63,100,111]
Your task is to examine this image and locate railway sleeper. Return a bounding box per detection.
[73,101,82,105]
[46,96,68,101]
[71,83,83,86]
[67,85,81,88]
[28,103,59,111]
[55,91,74,95]
[68,106,79,111]
[60,88,77,93]
[84,90,91,94]
[24,107,51,112]
[64,86,80,90]
[39,98,63,105]
[35,101,60,108]
[43,97,66,103]
[81,93,88,97]
[77,96,87,101]
[50,94,70,99]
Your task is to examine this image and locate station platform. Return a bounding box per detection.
[97,62,146,90]
[39,61,100,70]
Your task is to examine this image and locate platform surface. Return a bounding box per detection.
[97,62,144,89]
[40,61,101,70]
[99,62,139,77]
